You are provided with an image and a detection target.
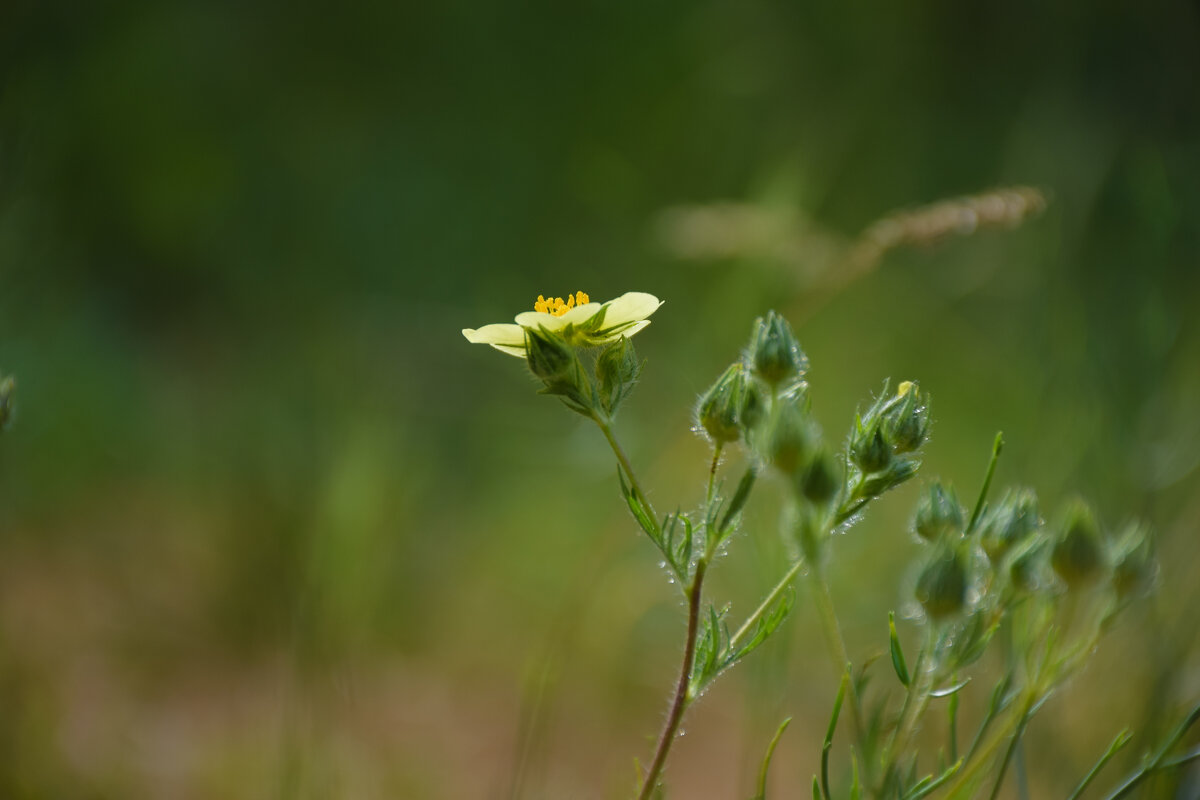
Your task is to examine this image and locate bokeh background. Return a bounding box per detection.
[2,0,1199,797]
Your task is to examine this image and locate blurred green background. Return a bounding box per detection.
[2,0,1199,797]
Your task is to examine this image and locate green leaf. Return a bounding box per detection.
[719,467,758,536]
[618,467,659,542]
[903,759,964,800]
[751,717,791,800]
[889,611,910,687]
[728,587,795,665]
[931,677,972,698]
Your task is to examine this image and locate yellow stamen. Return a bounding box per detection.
[533,290,591,317]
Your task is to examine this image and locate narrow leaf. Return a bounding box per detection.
[931,677,972,698]
[821,668,850,800]
[1067,729,1131,800]
[752,717,792,800]
[889,611,910,687]
[719,467,758,535]
[904,759,964,800]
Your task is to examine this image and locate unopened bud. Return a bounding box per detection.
[800,448,839,505]
[850,418,892,473]
[1008,536,1050,595]
[696,362,749,445]
[596,337,641,413]
[1051,499,1107,589]
[768,399,816,475]
[1111,522,1156,601]
[916,540,970,620]
[882,381,931,454]
[979,488,1041,562]
[858,457,920,500]
[747,310,808,389]
[738,377,767,435]
[914,483,965,542]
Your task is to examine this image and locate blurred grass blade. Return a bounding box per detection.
[904,759,964,800]
[1067,729,1131,800]
[967,432,1004,534]
[821,667,850,800]
[1105,701,1200,799]
[752,717,791,800]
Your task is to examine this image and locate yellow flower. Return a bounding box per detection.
[463,291,663,356]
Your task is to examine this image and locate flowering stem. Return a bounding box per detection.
[638,556,708,800]
[594,416,659,524]
[637,444,724,799]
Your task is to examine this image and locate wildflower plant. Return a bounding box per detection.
[463,295,1194,799]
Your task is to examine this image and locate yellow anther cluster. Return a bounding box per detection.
[534,291,590,317]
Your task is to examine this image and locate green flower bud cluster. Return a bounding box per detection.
[695,310,810,451]
[0,373,14,431]
[847,382,930,505]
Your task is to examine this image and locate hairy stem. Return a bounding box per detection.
[638,557,709,800]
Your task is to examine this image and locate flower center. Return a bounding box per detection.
[534,291,590,317]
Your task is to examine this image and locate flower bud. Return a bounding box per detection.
[1111,521,1156,601]
[913,483,965,542]
[1007,536,1050,595]
[0,374,13,431]
[850,418,892,473]
[747,310,808,389]
[979,488,1041,562]
[916,540,970,620]
[1051,499,1107,589]
[767,399,816,476]
[738,377,768,435]
[858,457,919,500]
[595,337,641,413]
[881,381,931,454]
[800,448,839,505]
[696,362,749,445]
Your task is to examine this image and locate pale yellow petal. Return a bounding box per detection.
[489,343,528,357]
[513,310,562,330]
[463,323,526,347]
[600,292,662,328]
[554,301,603,326]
